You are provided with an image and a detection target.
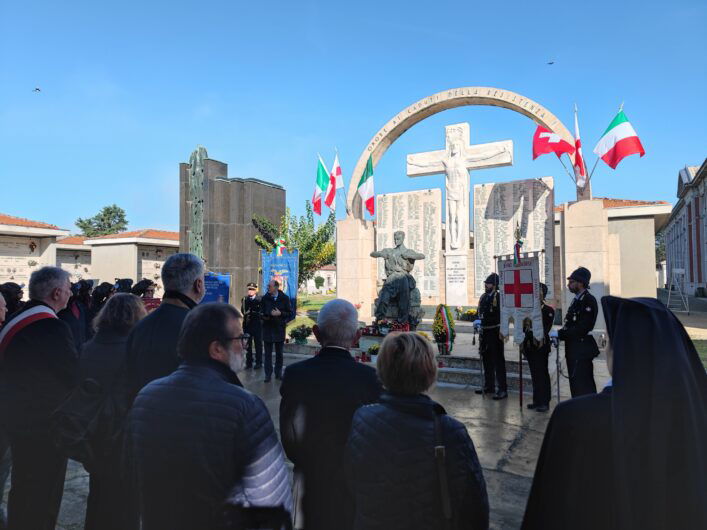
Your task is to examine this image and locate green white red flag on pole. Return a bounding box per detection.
[312,155,329,215]
[593,108,645,169]
[573,105,588,188]
[357,155,375,216]
[324,152,343,210]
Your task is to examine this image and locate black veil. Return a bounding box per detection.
[602,296,707,529]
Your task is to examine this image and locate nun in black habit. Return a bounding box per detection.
[522,296,707,530]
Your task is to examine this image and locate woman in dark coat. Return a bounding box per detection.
[345,332,489,530]
[80,293,146,530]
[523,296,707,529]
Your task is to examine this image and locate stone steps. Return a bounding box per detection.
[282,344,546,394]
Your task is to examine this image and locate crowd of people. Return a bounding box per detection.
[0,254,705,530]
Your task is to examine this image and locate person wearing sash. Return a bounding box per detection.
[0,267,77,530]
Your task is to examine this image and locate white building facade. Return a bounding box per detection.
[665,160,707,296]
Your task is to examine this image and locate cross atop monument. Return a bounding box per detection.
[407,122,513,252]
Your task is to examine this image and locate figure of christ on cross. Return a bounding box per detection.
[406,122,513,251]
[503,268,534,308]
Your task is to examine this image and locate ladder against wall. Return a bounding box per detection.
[666,268,690,314]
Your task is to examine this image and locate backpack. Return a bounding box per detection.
[51,370,130,472]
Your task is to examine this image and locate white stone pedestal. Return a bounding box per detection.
[445,252,469,306]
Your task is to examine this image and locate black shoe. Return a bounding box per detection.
[527,403,538,410]
[254,364,262,370]
[535,405,549,412]
[475,388,493,395]
[264,376,272,383]
[492,391,508,400]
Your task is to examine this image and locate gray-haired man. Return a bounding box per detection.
[126,253,205,397]
[0,266,77,529]
[279,299,382,530]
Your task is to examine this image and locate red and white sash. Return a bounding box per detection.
[0,305,57,357]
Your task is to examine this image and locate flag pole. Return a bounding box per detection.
[557,154,576,183]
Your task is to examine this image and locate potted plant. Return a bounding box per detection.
[288,324,313,345]
[432,304,456,355]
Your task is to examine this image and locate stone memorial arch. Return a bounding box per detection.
[339,87,578,321]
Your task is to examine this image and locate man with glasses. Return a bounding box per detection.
[128,303,291,530]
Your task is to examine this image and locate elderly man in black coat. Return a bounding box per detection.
[280,299,383,530]
[128,303,292,530]
[126,253,205,397]
[260,279,293,382]
[0,266,77,530]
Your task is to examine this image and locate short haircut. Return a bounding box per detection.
[316,299,359,347]
[161,253,204,294]
[93,293,147,334]
[377,332,437,395]
[270,279,280,288]
[177,303,242,360]
[29,266,70,301]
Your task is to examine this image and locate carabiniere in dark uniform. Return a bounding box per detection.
[240,282,263,370]
[476,273,508,400]
[557,266,599,397]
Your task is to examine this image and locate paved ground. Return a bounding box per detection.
[40,353,611,530]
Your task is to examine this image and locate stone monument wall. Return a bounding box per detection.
[376,189,443,306]
[473,177,555,300]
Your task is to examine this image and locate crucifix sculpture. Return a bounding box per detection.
[406,123,513,252]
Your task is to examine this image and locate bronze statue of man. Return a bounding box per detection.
[371,231,425,323]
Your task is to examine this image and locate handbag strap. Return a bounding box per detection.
[434,412,453,530]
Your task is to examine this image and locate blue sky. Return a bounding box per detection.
[1,0,705,233]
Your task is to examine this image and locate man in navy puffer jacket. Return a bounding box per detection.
[345,332,489,530]
[128,303,292,530]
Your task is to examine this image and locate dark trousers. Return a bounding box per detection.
[245,323,263,367]
[566,354,597,397]
[481,329,507,392]
[525,349,551,406]
[0,434,10,529]
[7,432,67,530]
[85,454,139,530]
[264,341,284,377]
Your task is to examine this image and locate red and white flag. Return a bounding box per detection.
[532,125,575,159]
[324,152,343,209]
[573,105,588,188]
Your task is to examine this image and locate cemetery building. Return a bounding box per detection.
[84,229,179,296]
[664,159,707,296]
[179,147,286,299]
[54,236,92,283]
[0,213,70,286]
[304,264,336,294]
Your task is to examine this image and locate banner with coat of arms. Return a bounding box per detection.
[499,255,543,343]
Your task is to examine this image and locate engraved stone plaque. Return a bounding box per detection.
[473,177,554,301]
[376,189,442,297]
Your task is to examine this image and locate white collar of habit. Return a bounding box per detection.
[0,304,57,355]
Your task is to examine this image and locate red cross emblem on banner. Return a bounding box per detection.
[503,268,534,308]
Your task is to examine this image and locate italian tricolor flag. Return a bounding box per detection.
[593,110,645,169]
[312,155,329,215]
[357,155,375,216]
